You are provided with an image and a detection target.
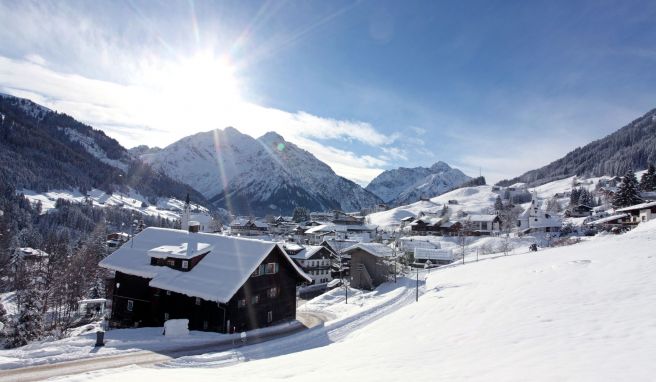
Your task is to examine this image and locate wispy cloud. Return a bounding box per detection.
[0,55,394,185]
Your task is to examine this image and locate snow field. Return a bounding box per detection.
[57,220,656,381]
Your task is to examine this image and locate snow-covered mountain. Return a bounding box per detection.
[0,93,207,205]
[140,127,382,215]
[365,161,471,205]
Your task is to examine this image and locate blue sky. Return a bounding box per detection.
[1,0,656,185]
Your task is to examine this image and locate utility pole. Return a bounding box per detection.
[416,267,419,302]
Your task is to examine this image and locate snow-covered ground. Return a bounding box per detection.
[57,220,656,381]
[368,185,499,228]
[19,188,207,220]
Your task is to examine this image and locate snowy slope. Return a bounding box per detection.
[141,127,382,215]
[368,185,499,228]
[20,188,208,221]
[57,220,656,381]
[365,161,471,205]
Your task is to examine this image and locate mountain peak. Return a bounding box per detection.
[430,161,452,172]
[366,161,471,204]
[258,131,285,144]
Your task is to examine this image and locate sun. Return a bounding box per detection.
[141,53,244,134]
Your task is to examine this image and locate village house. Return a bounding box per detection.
[106,232,130,249]
[284,244,334,285]
[343,243,394,290]
[461,214,502,236]
[413,247,455,266]
[615,201,656,225]
[516,198,562,235]
[408,217,442,235]
[229,218,269,236]
[99,223,311,333]
[320,239,357,278]
[565,204,594,218]
[585,213,631,232]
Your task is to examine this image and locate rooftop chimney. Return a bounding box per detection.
[187,221,200,256]
[188,221,200,233]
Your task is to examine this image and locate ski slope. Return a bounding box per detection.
[58,220,656,381]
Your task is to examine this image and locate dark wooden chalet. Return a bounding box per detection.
[343,243,394,291]
[100,224,311,333]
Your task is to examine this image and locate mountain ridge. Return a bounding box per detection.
[365,161,472,205]
[140,127,383,215]
[497,107,656,187]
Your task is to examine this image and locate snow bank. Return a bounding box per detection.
[164,319,189,337]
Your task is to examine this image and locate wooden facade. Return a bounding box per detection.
[109,246,304,333]
[347,248,391,291]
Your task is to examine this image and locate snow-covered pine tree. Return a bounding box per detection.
[640,164,656,191]
[546,197,561,213]
[570,188,581,206]
[494,195,504,212]
[613,171,642,208]
[5,285,45,348]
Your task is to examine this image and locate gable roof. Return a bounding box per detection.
[285,245,326,260]
[343,242,395,258]
[585,213,629,226]
[100,227,311,303]
[463,214,499,222]
[616,201,656,212]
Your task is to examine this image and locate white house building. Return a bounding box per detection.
[516,198,562,234]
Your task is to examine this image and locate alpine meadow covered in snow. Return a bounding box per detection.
[2,1,656,381]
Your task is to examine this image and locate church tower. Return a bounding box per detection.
[181,193,191,231]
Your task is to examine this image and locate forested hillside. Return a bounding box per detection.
[498,108,656,186]
[0,94,206,203]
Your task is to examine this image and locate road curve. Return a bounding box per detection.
[0,311,329,382]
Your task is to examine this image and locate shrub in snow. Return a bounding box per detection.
[5,288,45,348]
[164,319,189,337]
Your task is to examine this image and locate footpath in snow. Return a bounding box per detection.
[56,220,656,382]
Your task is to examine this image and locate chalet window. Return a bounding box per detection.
[268,287,279,298]
[265,263,279,274]
[154,289,160,297]
[164,312,169,321]
[195,297,201,306]
[127,300,134,312]
[238,299,246,308]
[166,290,171,296]
[167,259,175,267]
[203,321,208,330]
[267,311,273,323]
[252,295,260,304]
[481,222,488,230]
[182,260,189,269]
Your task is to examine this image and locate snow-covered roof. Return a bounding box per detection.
[343,242,395,258]
[463,214,499,222]
[100,227,311,303]
[616,201,656,212]
[16,247,49,258]
[230,218,268,228]
[147,242,213,259]
[321,239,358,254]
[585,214,629,226]
[286,245,325,260]
[305,224,347,234]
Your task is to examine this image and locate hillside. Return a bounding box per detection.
[498,107,656,187]
[365,161,471,205]
[140,127,382,215]
[0,94,207,204]
[55,220,656,381]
